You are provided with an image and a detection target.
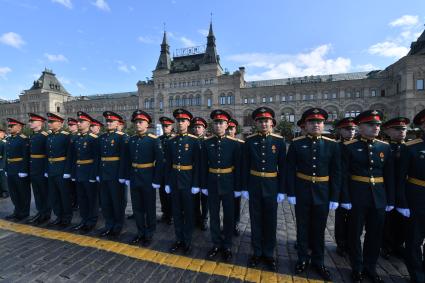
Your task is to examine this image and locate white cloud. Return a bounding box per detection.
[368,41,409,58]
[180,36,197,47]
[52,0,73,9]
[355,64,377,71]
[131,65,137,71]
[227,44,351,81]
[92,0,110,12]
[44,53,69,62]
[389,15,419,27]
[0,67,12,79]
[0,32,26,49]
[138,36,156,44]
[116,60,136,73]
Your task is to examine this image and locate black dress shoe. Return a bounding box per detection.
[169,241,184,253]
[313,265,331,281]
[99,228,112,237]
[15,215,29,221]
[110,230,121,238]
[130,235,144,245]
[72,223,85,230]
[183,244,192,255]
[59,220,71,228]
[4,213,18,220]
[207,247,221,259]
[294,261,309,274]
[27,213,41,224]
[248,255,261,268]
[222,249,232,262]
[142,236,152,247]
[351,271,363,282]
[49,218,62,226]
[80,225,94,233]
[363,270,384,283]
[233,223,240,236]
[35,215,50,225]
[264,257,277,272]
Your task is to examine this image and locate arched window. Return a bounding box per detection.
[169,97,174,107]
[196,94,201,106]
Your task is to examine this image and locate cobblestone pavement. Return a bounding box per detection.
[0,191,410,283]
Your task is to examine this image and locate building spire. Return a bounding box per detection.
[204,19,219,64]
[156,29,171,70]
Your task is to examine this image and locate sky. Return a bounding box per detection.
[0,0,424,100]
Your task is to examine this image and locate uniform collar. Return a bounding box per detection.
[390,140,405,144]
[258,131,271,137]
[178,132,188,136]
[215,134,226,139]
[360,137,376,143]
[307,134,322,140]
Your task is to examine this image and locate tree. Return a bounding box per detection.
[275,119,294,140]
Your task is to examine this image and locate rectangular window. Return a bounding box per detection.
[205,79,209,85]
[281,96,286,102]
[355,91,360,98]
[250,98,255,104]
[371,90,376,97]
[332,93,337,99]
[302,95,306,101]
[207,98,212,108]
[244,98,248,104]
[346,92,351,98]
[289,95,293,101]
[309,94,314,100]
[417,79,424,90]
[323,93,328,100]
[269,96,273,102]
[262,97,266,103]
[381,89,385,97]
[159,100,163,111]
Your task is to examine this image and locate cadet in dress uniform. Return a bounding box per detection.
[68,117,79,209]
[27,113,51,225]
[0,128,9,199]
[192,116,209,231]
[166,109,200,255]
[202,110,241,262]
[46,113,73,227]
[126,110,163,246]
[4,118,30,221]
[226,118,244,236]
[158,116,175,225]
[286,108,341,281]
[90,119,103,136]
[70,112,100,233]
[242,107,286,271]
[97,111,127,237]
[341,110,395,283]
[334,117,357,256]
[399,109,425,283]
[381,117,410,259]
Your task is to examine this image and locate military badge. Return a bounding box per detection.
[185,144,189,151]
[272,144,276,153]
[379,152,384,158]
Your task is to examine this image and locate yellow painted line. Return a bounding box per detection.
[0,220,324,283]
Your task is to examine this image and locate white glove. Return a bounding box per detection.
[329,201,339,210]
[4,172,7,177]
[396,208,410,218]
[242,191,249,200]
[89,179,96,183]
[234,191,242,198]
[201,189,208,196]
[63,174,71,179]
[165,185,171,194]
[152,183,160,189]
[18,173,28,178]
[44,173,48,178]
[96,176,100,182]
[288,196,296,205]
[341,203,352,210]
[191,187,200,194]
[118,179,125,184]
[385,205,394,212]
[277,193,285,203]
[71,178,75,182]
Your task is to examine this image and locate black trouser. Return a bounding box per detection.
[171,188,193,245]
[31,175,50,217]
[48,175,72,222]
[383,209,407,254]
[349,205,385,273]
[295,203,329,266]
[208,191,234,249]
[7,174,30,218]
[131,184,156,238]
[0,170,8,194]
[100,180,125,233]
[405,208,425,283]
[193,192,208,223]
[335,206,350,251]
[249,190,277,258]
[76,181,98,226]
[159,182,172,218]
[69,180,77,208]
[234,196,241,224]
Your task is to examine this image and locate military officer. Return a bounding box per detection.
[97,111,127,237]
[166,109,200,255]
[27,113,51,225]
[242,107,286,271]
[4,118,30,221]
[202,110,241,261]
[398,109,425,283]
[286,108,341,281]
[158,116,175,225]
[191,116,209,231]
[125,110,163,246]
[68,117,79,209]
[334,117,357,256]
[341,110,395,283]
[0,127,9,199]
[226,118,244,236]
[117,118,132,219]
[381,117,410,260]
[70,112,100,233]
[46,113,73,227]
[90,119,103,136]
